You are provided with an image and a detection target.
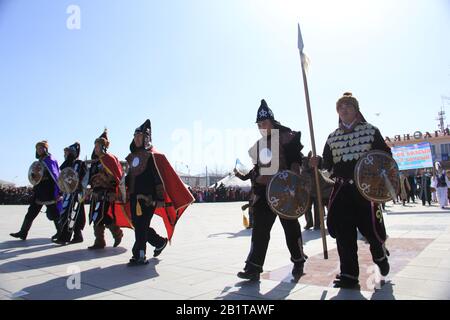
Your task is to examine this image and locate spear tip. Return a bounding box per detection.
[297,23,304,52]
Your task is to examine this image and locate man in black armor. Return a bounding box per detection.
[310,92,391,289]
[125,120,168,266]
[54,142,87,245]
[237,99,308,281]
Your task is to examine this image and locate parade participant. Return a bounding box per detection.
[54,142,87,245]
[301,152,334,230]
[10,141,62,241]
[398,172,411,206]
[417,170,432,206]
[304,198,321,230]
[237,99,308,281]
[87,129,126,250]
[310,92,391,289]
[407,173,417,204]
[431,162,450,209]
[125,119,195,265]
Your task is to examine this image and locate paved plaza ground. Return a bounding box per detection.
[0,201,449,300]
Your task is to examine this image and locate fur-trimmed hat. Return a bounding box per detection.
[35,140,49,150]
[336,92,359,112]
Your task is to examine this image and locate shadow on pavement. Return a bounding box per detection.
[0,238,52,250]
[208,229,252,239]
[0,247,127,272]
[20,260,160,300]
[370,281,396,300]
[329,288,368,300]
[0,244,59,261]
[217,276,302,300]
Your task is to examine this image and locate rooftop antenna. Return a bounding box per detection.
[439,95,450,131]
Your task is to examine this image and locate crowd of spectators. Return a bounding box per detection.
[189,183,250,203]
[0,186,33,205]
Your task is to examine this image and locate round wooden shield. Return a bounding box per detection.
[354,150,400,203]
[28,161,44,186]
[266,170,310,219]
[58,167,79,194]
[126,150,150,177]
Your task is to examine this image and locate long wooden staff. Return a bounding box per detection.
[297,23,328,259]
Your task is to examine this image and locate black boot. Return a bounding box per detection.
[333,275,359,289]
[51,221,60,242]
[375,257,390,277]
[70,229,83,244]
[127,256,149,266]
[153,238,168,257]
[55,223,72,245]
[10,218,33,240]
[237,264,261,281]
[292,261,305,279]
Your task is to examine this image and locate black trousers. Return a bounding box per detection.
[305,198,321,228]
[90,197,113,226]
[328,183,387,280]
[74,205,86,231]
[130,195,166,259]
[245,197,306,272]
[59,204,86,241]
[25,201,59,222]
[420,190,431,206]
[407,190,416,203]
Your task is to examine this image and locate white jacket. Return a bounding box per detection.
[431,171,450,188]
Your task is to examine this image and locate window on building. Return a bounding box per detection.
[440,144,450,161]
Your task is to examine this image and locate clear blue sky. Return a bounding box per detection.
[1,0,449,185]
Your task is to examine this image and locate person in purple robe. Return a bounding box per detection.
[10,141,62,241]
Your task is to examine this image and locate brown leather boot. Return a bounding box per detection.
[107,224,123,247]
[88,225,106,250]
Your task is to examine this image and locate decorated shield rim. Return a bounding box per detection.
[28,161,44,186]
[266,169,310,220]
[354,150,399,203]
[58,167,79,194]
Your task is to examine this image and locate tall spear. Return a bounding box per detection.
[297,23,328,259]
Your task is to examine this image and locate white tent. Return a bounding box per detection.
[209,174,251,191]
[0,179,15,187]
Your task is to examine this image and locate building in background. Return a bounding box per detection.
[385,129,450,168]
[385,108,450,168]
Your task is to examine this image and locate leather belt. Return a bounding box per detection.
[335,177,354,185]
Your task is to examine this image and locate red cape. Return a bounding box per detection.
[99,153,123,186]
[113,148,195,240]
[98,153,133,228]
